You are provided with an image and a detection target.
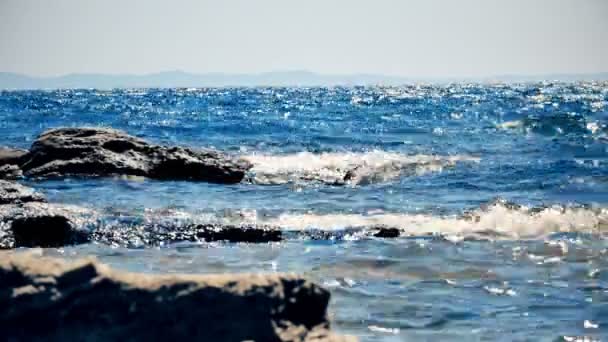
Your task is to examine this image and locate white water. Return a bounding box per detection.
[104,200,608,240]
[243,151,479,185]
[254,201,608,239]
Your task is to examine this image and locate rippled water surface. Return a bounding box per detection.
[2,83,608,340]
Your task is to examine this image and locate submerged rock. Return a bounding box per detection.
[0,253,352,342]
[20,127,252,183]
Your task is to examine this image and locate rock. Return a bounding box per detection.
[0,182,93,249]
[0,147,28,166]
[0,253,353,342]
[20,127,252,183]
[0,164,23,180]
[373,226,400,238]
[0,202,94,249]
[0,147,27,180]
[0,180,46,204]
[287,228,364,241]
[91,221,282,247]
[10,212,88,248]
[196,223,282,243]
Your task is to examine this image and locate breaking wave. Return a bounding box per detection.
[255,200,608,239]
[13,200,604,248]
[119,200,608,241]
[242,151,479,185]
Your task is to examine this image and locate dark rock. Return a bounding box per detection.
[196,223,282,243]
[0,182,93,248]
[0,147,28,166]
[342,167,358,182]
[0,180,46,204]
[373,226,401,238]
[0,202,95,249]
[11,214,89,248]
[288,228,364,241]
[20,127,252,183]
[0,147,27,180]
[90,221,282,247]
[0,164,23,180]
[0,253,352,342]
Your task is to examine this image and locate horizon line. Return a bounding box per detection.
[2,69,608,80]
[1,70,608,90]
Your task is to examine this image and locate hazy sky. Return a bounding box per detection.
[1,0,607,78]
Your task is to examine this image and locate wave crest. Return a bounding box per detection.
[242,151,479,185]
[258,200,608,239]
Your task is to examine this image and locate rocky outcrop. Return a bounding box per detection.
[0,164,22,179]
[0,253,352,342]
[0,180,401,249]
[91,222,282,247]
[0,181,281,248]
[0,147,27,166]
[0,204,284,249]
[17,127,251,183]
[0,181,95,248]
[373,226,401,238]
[0,147,27,180]
[0,202,95,249]
[0,180,46,204]
[91,219,410,247]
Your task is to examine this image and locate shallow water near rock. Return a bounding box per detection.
[2,84,608,340]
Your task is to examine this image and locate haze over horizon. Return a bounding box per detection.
[1,0,607,79]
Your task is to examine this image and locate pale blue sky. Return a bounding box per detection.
[1,0,607,78]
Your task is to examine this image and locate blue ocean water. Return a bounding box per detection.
[1,83,608,340]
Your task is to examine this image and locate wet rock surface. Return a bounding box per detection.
[0,147,27,180]
[373,226,401,238]
[0,180,46,204]
[0,181,280,248]
[0,147,28,166]
[0,202,95,249]
[90,220,408,247]
[0,181,403,249]
[0,164,23,179]
[91,221,283,247]
[0,181,90,248]
[0,205,286,249]
[0,253,352,342]
[19,127,252,183]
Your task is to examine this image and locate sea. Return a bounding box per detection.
[1,83,607,341]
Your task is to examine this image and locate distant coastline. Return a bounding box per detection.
[1,70,608,89]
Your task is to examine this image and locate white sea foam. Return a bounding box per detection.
[496,120,524,130]
[484,286,517,296]
[255,201,608,239]
[242,151,479,185]
[368,325,400,334]
[129,201,608,241]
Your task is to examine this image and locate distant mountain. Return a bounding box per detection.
[1,71,607,89]
[480,73,608,83]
